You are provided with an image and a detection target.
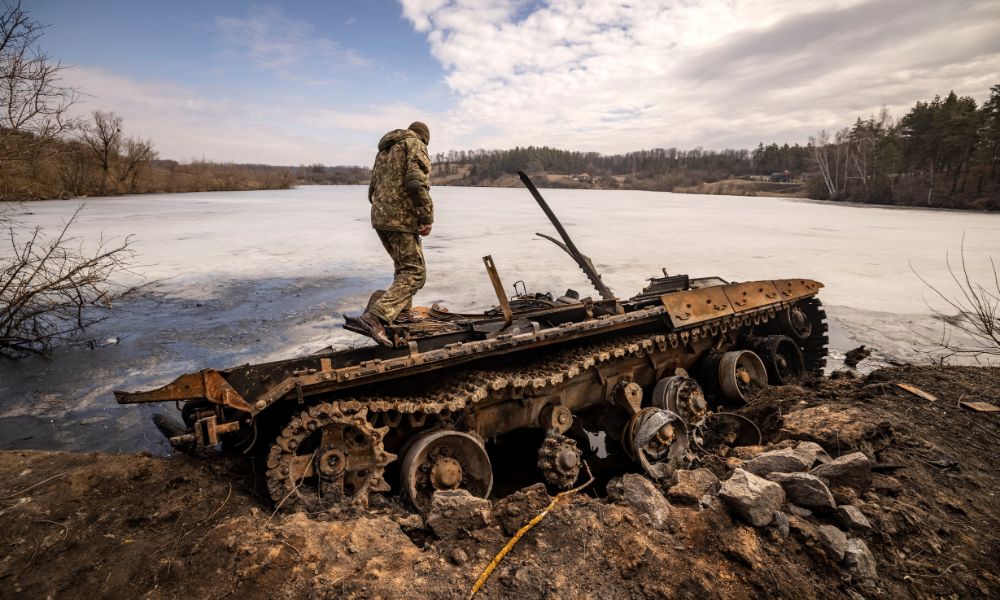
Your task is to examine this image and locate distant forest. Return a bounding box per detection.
[432,85,1000,210]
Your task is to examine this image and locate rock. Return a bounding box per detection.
[817,525,848,562]
[605,477,625,502]
[719,468,785,527]
[872,474,902,496]
[667,469,721,505]
[621,473,671,530]
[766,472,836,512]
[426,490,493,539]
[787,514,819,544]
[744,448,814,477]
[835,505,872,532]
[729,445,766,461]
[794,441,832,465]
[786,504,812,517]
[449,547,469,565]
[830,486,860,506]
[811,452,872,491]
[770,510,790,538]
[843,538,879,583]
[781,405,892,454]
[844,345,871,368]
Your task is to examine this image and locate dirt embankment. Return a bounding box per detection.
[1,366,997,599]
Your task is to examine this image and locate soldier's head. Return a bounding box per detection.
[408,121,430,145]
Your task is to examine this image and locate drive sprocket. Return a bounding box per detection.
[266,403,395,511]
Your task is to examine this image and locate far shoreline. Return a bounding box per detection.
[5,183,1000,216]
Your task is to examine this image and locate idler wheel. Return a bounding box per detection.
[622,407,689,479]
[537,432,583,489]
[750,335,805,384]
[400,430,493,514]
[717,350,768,402]
[651,376,708,426]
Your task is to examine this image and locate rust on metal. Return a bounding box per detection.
[115,369,252,413]
[660,285,735,326]
[483,255,514,324]
[773,278,824,300]
[724,281,781,310]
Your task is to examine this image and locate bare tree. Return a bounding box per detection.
[809,130,838,199]
[79,110,122,194]
[116,136,157,193]
[913,241,1000,361]
[809,128,856,200]
[0,205,136,358]
[0,0,78,162]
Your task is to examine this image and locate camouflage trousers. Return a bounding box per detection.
[370,230,426,324]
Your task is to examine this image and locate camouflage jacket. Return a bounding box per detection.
[368,129,433,233]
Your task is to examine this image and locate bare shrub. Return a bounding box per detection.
[913,240,1000,361]
[0,0,79,160]
[0,205,136,358]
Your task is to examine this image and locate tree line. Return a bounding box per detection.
[433,86,1000,210]
[808,88,1000,209]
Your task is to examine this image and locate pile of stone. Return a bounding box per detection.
[415,439,881,588]
[712,441,878,585]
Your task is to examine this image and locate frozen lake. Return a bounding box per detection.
[3,185,999,453]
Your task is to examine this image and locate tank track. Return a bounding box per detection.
[799,297,829,375]
[265,332,670,509]
[266,299,827,510]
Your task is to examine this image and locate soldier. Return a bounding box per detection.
[356,121,434,346]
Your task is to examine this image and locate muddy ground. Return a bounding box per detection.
[1,365,997,599]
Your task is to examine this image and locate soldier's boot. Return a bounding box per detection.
[358,311,392,347]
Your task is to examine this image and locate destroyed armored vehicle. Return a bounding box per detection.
[116,172,828,513]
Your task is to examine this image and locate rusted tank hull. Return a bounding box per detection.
[115,279,823,414]
[115,276,827,512]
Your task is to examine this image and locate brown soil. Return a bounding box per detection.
[1,366,997,599]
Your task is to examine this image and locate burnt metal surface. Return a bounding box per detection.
[400,430,493,514]
[537,432,582,489]
[483,255,514,325]
[115,279,822,412]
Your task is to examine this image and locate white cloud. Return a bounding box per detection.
[62,67,420,165]
[400,0,1000,152]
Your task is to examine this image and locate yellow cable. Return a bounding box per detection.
[468,464,594,598]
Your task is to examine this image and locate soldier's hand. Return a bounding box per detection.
[419,224,432,236]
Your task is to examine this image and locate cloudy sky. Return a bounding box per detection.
[29,0,1000,165]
